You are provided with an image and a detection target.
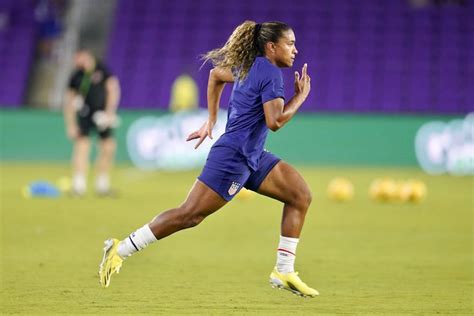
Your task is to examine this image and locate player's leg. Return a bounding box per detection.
[99,180,227,287]
[71,115,92,195]
[71,136,91,195]
[99,145,249,287]
[119,145,245,248]
[148,180,227,239]
[246,154,318,297]
[257,161,312,238]
[95,131,116,195]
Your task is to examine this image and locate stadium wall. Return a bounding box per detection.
[0,109,461,166]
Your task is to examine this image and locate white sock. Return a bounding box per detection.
[117,224,157,258]
[72,172,86,194]
[96,173,110,193]
[276,235,299,273]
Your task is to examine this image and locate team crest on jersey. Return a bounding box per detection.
[228,181,241,196]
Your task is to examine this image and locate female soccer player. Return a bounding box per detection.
[99,21,318,297]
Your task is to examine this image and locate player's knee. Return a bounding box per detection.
[101,139,116,153]
[76,138,90,149]
[292,185,312,211]
[302,187,313,209]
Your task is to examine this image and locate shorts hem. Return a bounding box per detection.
[197,176,233,202]
[245,158,281,191]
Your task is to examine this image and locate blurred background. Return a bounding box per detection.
[0,1,472,314]
[0,0,472,173]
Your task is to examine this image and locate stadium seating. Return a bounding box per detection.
[106,0,472,114]
[0,0,37,107]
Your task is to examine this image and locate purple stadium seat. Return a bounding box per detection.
[105,0,473,114]
[0,1,36,107]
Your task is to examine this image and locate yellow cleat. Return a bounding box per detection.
[98,238,123,288]
[269,267,319,297]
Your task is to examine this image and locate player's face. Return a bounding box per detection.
[74,52,88,70]
[273,29,298,68]
[74,51,93,70]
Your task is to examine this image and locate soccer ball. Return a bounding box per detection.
[327,177,354,202]
[236,188,255,200]
[398,179,427,203]
[369,178,398,202]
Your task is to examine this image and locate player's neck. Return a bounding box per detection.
[264,55,277,66]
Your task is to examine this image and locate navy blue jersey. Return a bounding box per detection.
[214,57,285,170]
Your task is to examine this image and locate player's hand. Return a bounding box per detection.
[186,119,215,149]
[66,125,79,140]
[294,63,311,101]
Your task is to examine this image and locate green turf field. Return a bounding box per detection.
[0,163,472,315]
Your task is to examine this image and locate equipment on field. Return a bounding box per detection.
[327,177,354,202]
[22,181,60,198]
[369,178,398,201]
[398,179,427,203]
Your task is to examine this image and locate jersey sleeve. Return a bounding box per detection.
[260,67,285,104]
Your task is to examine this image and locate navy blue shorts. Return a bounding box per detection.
[198,146,281,201]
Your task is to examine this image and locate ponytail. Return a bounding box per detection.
[202,20,259,81]
[202,20,291,81]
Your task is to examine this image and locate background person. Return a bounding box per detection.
[169,73,199,112]
[64,49,120,196]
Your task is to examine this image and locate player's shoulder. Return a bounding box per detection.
[248,58,282,90]
[95,62,114,78]
[255,57,279,70]
[253,57,281,78]
[92,63,115,84]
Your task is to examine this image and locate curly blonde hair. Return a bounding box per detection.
[202,21,291,81]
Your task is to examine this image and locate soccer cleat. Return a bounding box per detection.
[269,267,319,297]
[99,238,123,288]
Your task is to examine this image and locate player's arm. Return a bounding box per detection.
[64,89,79,139]
[105,76,120,115]
[263,63,311,131]
[207,67,234,123]
[186,67,233,149]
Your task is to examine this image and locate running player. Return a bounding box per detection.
[99,21,318,297]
